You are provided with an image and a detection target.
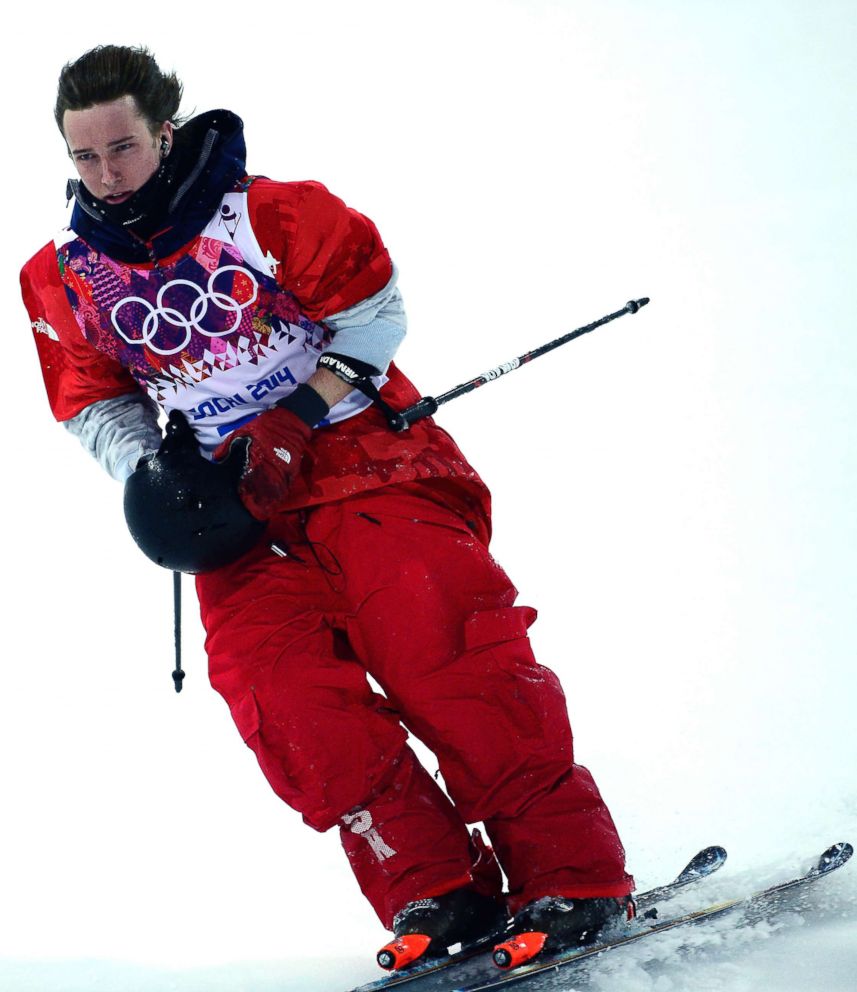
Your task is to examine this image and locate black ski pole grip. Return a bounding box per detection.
[388,396,439,432]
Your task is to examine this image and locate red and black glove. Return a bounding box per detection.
[214,384,329,520]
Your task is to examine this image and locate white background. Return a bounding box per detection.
[2,2,855,989]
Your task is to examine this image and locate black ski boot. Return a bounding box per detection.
[377,888,508,970]
[493,895,635,969]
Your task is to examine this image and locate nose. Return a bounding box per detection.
[100,157,121,189]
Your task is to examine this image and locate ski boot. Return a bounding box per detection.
[377,887,508,971]
[493,895,635,969]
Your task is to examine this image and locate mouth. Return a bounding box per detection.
[103,191,133,204]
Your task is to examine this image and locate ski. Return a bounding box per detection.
[635,843,728,910]
[348,845,727,992]
[451,842,853,992]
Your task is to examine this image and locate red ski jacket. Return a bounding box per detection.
[21,176,491,524]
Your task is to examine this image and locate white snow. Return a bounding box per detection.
[3,1,855,990]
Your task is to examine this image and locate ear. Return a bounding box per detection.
[159,120,175,154]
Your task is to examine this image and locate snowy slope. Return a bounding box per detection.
[3,1,856,991]
[2,862,856,992]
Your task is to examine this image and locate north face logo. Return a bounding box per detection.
[32,317,59,341]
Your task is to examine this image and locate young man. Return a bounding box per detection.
[21,44,633,970]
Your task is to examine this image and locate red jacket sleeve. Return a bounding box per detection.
[21,242,142,422]
[247,179,393,321]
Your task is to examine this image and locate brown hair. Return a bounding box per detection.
[55,45,184,135]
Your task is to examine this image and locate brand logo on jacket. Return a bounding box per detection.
[32,317,59,341]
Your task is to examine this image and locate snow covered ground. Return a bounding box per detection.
[2,867,857,992]
[3,1,855,990]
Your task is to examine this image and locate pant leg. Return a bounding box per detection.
[196,532,499,928]
[339,747,503,927]
[309,488,634,914]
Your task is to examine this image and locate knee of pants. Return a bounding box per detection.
[387,605,576,822]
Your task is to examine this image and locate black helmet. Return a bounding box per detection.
[124,410,266,573]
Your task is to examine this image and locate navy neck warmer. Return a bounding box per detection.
[67,110,248,264]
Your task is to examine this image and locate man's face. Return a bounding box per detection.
[63,94,172,204]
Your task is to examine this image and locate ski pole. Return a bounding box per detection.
[172,570,185,693]
[386,297,650,431]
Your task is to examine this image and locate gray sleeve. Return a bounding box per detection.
[323,264,407,373]
[63,393,163,482]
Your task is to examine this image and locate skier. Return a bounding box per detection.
[21,45,634,968]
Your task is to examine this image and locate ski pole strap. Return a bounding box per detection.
[386,297,650,431]
[342,372,406,430]
[316,351,406,428]
[172,570,185,693]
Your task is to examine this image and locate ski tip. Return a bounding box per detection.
[677,845,728,883]
[815,842,853,876]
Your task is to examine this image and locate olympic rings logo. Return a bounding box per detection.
[110,265,259,356]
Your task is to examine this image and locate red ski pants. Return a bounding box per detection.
[197,486,633,927]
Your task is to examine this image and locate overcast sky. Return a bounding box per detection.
[2,0,855,981]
